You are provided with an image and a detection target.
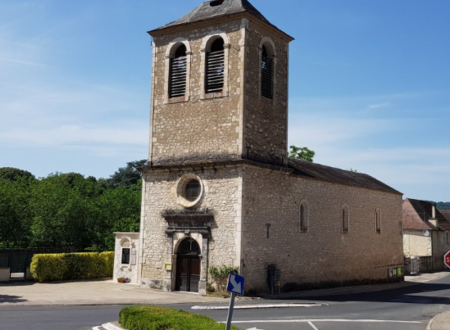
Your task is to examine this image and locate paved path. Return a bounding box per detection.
[0,279,226,306]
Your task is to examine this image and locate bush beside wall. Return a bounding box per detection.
[30,252,114,282]
[119,306,244,330]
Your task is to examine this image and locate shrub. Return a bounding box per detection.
[99,251,114,277]
[30,252,114,282]
[208,265,238,293]
[119,306,244,330]
[30,254,68,282]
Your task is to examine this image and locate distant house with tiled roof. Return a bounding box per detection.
[440,210,450,223]
[403,198,450,272]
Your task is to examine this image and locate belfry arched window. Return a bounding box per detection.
[205,38,224,93]
[299,201,309,233]
[169,44,187,98]
[261,45,273,99]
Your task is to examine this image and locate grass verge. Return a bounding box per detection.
[119,305,244,330]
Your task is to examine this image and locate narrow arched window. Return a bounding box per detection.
[261,45,273,99]
[205,38,224,93]
[342,207,349,233]
[375,208,381,234]
[169,44,187,98]
[300,204,308,232]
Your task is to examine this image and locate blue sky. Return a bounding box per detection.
[1,0,449,202]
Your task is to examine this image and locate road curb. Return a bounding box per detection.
[191,303,326,310]
[93,322,124,330]
[426,310,450,330]
[426,315,435,330]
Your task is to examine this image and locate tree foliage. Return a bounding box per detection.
[437,202,450,210]
[0,162,143,251]
[0,167,35,181]
[289,145,315,162]
[107,159,146,188]
[0,176,34,247]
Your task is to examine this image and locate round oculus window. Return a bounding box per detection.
[176,175,204,208]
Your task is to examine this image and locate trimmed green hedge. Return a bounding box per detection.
[30,251,114,282]
[119,306,244,330]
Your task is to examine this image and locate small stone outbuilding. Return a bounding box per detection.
[113,232,140,283]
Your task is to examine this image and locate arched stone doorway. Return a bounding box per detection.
[175,238,201,292]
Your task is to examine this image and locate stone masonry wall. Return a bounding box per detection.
[140,167,242,288]
[150,20,244,165]
[241,166,404,293]
[243,22,290,166]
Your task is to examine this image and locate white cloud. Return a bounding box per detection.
[367,102,390,110]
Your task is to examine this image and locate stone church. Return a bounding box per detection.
[113,0,404,295]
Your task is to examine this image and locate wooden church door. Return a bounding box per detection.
[175,238,200,292]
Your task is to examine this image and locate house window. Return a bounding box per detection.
[342,206,349,233]
[261,45,273,99]
[121,248,130,264]
[375,208,381,234]
[169,44,187,98]
[205,38,224,93]
[299,203,308,232]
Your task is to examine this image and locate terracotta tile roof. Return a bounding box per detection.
[288,158,401,194]
[403,199,434,231]
[440,210,450,223]
[403,198,450,231]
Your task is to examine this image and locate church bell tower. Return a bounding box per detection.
[138,0,294,294]
[147,0,294,167]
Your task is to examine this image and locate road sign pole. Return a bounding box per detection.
[225,292,236,330]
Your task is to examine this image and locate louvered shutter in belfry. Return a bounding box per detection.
[261,54,273,99]
[205,49,224,93]
[169,55,187,98]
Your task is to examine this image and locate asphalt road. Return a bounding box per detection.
[178,274,450,330]
[0,274,448,330]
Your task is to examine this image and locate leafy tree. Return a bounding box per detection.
[0,176,34,247]
[437,202,450,210]
[107,159,146,188]
[0,161,145,251]
[93,182,142,251]
[0,167,35,181]
[289,145,315,162]
[30,173,101,249]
